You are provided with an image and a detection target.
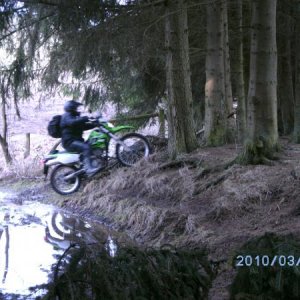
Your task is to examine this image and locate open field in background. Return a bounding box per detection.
[0,97,159,178]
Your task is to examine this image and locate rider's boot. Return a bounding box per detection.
[83,157,100,176]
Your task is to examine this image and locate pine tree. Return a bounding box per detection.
[241,0,278,163]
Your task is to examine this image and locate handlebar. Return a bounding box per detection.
[88,116,109,125]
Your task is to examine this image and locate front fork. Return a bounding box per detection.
[101,127,130,151]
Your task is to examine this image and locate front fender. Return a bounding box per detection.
[109,125,135,134]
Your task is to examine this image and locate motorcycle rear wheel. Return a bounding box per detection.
[50,165,81,195]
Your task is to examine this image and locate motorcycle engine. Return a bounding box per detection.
[90,149,106,169]
[93,149,104,158]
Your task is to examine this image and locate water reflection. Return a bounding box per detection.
[106,235,117,257]
[0,216,59,298]
[1,225,9,285]
[0,193,120,298]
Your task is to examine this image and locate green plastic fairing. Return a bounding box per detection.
[87,124,134,149]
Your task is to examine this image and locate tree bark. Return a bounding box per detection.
[24,133,30,158]
[232,0,246,143]
[277,0,294,136]
[13,90,21,121]
[204,0,227,146]
[165,0,198,159]
[158,109,165,138]
[242,0,278,163]
[222,0,235,141]
[0,85,12,165]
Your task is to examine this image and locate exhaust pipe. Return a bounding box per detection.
[64,169,85,180]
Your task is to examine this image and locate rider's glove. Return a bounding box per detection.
[88,117,99,126]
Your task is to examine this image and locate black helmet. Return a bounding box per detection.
[64,100,83,113]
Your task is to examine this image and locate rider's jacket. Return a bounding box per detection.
[60,112,95,148]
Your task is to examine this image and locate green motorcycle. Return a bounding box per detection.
[43,117,151,195]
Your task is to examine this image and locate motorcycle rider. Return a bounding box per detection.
[60,100,99,175]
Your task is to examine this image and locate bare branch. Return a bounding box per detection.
[0,12,56,41]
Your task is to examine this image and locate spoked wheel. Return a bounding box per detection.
[50,165,81,195]
[116,133,151,166]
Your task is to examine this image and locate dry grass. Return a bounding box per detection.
[74,155,220,246]
[204,164,288,220]
[83,157,197,206]
[0,133,53,179]
[0,155,44,179]
[10,155,44,178]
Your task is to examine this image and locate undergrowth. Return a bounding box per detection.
[0,155,44,180]
[41,244,214,300]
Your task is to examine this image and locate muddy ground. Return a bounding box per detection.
[2,137,300,299]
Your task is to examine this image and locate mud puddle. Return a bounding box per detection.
[0,191,127,299]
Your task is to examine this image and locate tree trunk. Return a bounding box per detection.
[222,0,235,141]
[0,107,12,164]
[13,90,21,121]
[277,0,294,136]
[204,1,227,146]
[242,0,278,163]
[0,85,13,165]
[193,99,204,132]
[232,0,247,143]
[294,2,300,142]
[158,109,165,138]
[24,133,30,158]
[165,0,198,159]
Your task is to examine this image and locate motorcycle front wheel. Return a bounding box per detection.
[50,165,81,195]
[116,133,151,167]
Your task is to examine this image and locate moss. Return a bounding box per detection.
[206,126,227,147]
[206,125,236,147]
[237,136,280,165]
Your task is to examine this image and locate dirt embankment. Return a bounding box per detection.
[51,138,300,299]
[65,139,300,248]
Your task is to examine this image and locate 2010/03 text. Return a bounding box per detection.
[235,255,300,267]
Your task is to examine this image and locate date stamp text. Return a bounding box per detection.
[235,255,300,267]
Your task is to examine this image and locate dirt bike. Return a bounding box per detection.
[43,116,151,195]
